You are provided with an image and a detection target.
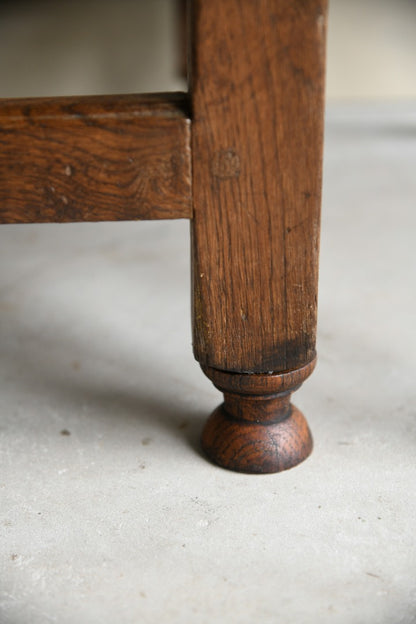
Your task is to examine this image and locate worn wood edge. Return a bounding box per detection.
[0,92,190,120]
[0,92,192,223]
[202,357,317,395]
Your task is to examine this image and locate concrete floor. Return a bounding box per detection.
[0,2,415,623]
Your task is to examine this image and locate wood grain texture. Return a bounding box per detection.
[191,0,327,373]
[201,362,315,473]
[0,93,191,223]
[202,405,313,474]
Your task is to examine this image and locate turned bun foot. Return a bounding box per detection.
[201,360,316,474]
[201,403,312,474]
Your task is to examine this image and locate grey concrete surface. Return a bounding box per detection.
[0,2,415,623]
[0,105,415,624]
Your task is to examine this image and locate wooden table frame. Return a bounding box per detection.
[0,0,327,473]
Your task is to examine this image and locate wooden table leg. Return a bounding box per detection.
[190,0,327,473]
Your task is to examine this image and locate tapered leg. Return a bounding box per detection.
[190,0,327,473]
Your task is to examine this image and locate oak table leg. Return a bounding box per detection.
[190,1,327,473]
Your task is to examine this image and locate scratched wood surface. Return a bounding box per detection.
[0,92,191,223]
[191,0,327,373]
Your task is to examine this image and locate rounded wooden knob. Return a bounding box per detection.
[200,360,315,474]
[201,403,312,474]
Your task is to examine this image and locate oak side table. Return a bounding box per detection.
[0,0,327,473]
